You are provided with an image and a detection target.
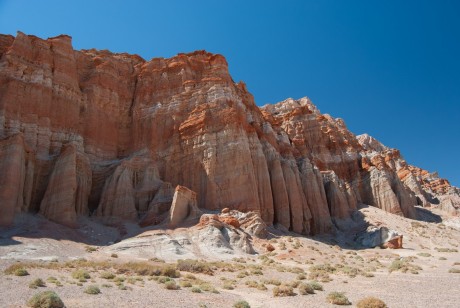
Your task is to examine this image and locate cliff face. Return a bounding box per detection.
[0,32,458,232]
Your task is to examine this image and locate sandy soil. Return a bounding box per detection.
[1,207,460,308]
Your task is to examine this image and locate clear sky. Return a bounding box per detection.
[0,0,459,186]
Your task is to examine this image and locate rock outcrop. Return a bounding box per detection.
[168,185,201,227]
[355,226,402,249]
[1,32,458,231]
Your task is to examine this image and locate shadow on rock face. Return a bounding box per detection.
[415,206,442,223]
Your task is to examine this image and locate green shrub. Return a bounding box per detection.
[157,276,172,284]
[84,285,101,295]
[356,297,387,308]
[233,300,251,308]
[273,286,295,297]
[13,268,29,276]
[27,291,64,308]
[29,278,46,289]
[326,292,351,305]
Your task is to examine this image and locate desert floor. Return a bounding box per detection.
[1,206,460,308]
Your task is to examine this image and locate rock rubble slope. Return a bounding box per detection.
[0,32,458,233]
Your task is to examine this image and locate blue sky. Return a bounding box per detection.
[0,0,459,186]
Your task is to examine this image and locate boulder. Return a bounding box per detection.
[168,186,202,228]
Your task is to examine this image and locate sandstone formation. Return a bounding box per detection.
[167,185,201,227]
[0,32,459,233]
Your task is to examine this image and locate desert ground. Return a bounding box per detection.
[1,206,460,308]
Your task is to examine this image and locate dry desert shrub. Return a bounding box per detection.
[263,278,281,286]
[84,285,101,295]
[309,280,323,291]
[388,259,422,274]
[417,252,432,257]
[4,264,30,276]
[273,285,295,297]
[71,269,90,280]
[176,259,213,275]
[164,281,180,290]
[29,278,46,289]
[100,271,115,279]
[356,297,387,308]
[448,268,460,273]
[298,282,314,295]
[326,292,351,305]
[116,261,177,277]
[28,291,65,308]
[191,286,202,293]
[233,300,251,308]
[179,280,193,287]
[309,263,336,282]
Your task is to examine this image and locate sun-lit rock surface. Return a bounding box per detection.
[0,32,458,231]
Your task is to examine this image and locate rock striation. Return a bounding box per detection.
[0,32,459,232]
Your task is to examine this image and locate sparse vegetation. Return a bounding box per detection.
[309,280,323,291]
[28,291,65,308]
[179,280,193,287]
[356,297,387,308]
[72,269,90,280]
[273,285,295,297]
[157,276,173,284]
[191,286,202,293]
[110,253,118,258]
[176,259,213,275]
[388,259,422,274]
[164,281,180,290]
[263,278,281,286]
[29,278,46,289]
[327,292,351,305]
[84,285,101,295]
[85,246,98,253]
[233,300,251,308]
[298,282,314,295]
[297,273,306,280]
[309,263,336,282]
[417,253,432,257]
[100,272,115,279]
[435,247,458,253]
[448,268,460,273]
[14,268,29,276]
[222,281,235,290]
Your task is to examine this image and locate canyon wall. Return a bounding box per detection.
[0,32,458,233]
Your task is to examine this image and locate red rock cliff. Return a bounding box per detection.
[0,32,458,232]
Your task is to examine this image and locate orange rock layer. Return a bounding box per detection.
[0,32,458,232]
